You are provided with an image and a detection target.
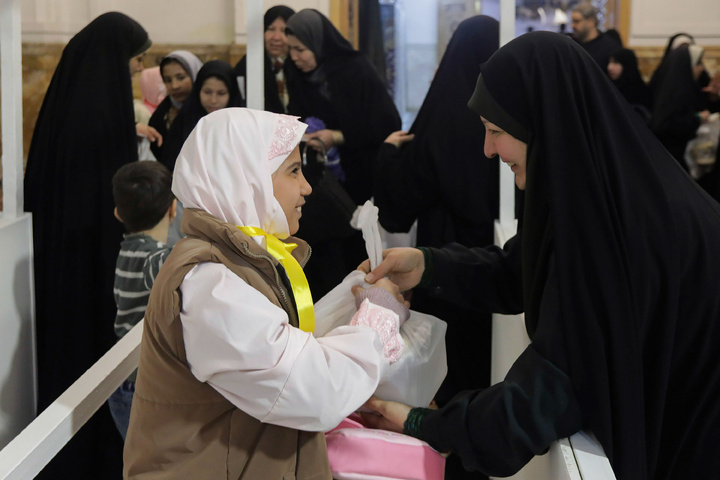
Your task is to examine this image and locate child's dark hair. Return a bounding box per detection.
[112,161,175,233]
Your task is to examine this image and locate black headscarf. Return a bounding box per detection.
[23,11,149,477]
[469,31,720,479]
[608,48,650,109]
[649,32,711,101]
[265,5,295,29]
[161,60,242,171]
[286,9,360,85]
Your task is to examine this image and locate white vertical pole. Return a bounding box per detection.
[245,0,264,111]
[1,0,24,218]
[498,0,516,226]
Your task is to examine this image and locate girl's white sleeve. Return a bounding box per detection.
[179,262,389,431]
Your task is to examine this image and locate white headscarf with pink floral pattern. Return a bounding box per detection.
[172,107,307,238]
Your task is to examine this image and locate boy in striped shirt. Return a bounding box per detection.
[109,161,176,440]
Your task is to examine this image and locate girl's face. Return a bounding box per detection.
[481,116,529,190]
[162,61,193,103]
[272,145,312,235]
[265,17,290,58]
[200,76,230,114]
[607,59,623,80]
[287,35,317,73]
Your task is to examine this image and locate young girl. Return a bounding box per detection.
[148,50,203,161]
[160,60,242,171]
[123,108,407,479]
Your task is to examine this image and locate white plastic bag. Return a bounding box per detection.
[314,201,448,407]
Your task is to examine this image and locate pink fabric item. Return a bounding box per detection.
[326,414,445,480]
[267,114,303,162]
[350,299,404,363]
[138,66,166,112]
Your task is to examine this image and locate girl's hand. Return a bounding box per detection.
[352,278,409,308]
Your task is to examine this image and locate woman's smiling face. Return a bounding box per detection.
[481,117,528,190]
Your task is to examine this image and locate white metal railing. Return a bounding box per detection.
[0,321,142,480]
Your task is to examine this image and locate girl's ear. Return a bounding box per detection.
[113,207,124,223]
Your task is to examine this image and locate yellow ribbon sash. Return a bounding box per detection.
[238,226,315,334]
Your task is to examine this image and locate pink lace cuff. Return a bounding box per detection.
[355,287,410,326]
[350,299,404,363]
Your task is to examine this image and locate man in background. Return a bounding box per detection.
[571,3,621,71]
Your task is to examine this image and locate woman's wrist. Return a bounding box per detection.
[403,407,430,438]
[417,247,434,288]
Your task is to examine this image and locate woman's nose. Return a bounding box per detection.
[484,136,496,158]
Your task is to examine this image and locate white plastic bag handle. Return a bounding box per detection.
[357,200,383,271]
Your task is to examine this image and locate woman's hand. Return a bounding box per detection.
[136,123,163,146]
[359,395,412,434]
[304,129,335,151]
[351,278,409,308]
[384,130,415,148]
[357,247,425,292]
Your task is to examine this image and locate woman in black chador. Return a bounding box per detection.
[361,32,720,480]
[23,12,151,478]
[372,16,500,480]
[284,8,401,297]
[607,47,650,121]
[285,8,400,205]
[234,5,296,113]
[650,43,709,170]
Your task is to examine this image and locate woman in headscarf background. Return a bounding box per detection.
[285,9,401,297]
[285,9,400,205]
[607,47,651,122]
[124,108,406,478]
[234,5,295,113]
[159,59,242,245]
[23,12,152,478]
[372,15,500,479]
[648,32,711,101]
[360,31,720,480]
[160,59,242,172]
[148,50,203,160]
[650,43,710,171]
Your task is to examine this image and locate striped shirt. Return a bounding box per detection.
[114,233,171,340]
